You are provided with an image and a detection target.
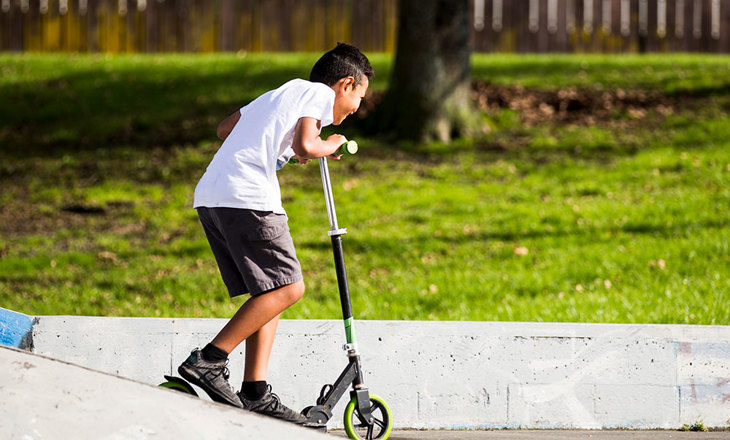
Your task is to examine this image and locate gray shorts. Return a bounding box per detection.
[197,207,303,297]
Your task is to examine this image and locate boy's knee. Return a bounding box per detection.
[286,281,305,305]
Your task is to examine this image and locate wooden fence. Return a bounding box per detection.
[473,0,730,52]
[1,0,728,53]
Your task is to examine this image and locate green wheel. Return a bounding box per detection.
[343,393,392,440]
[159,378,197,396]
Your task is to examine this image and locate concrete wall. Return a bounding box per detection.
[23,314,730,430]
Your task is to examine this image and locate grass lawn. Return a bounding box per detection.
[0,53,728,324]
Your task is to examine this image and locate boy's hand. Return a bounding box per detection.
[292,155,311,164]
[326,134,347,147]
[326,134,347,145]
[325,134,347,160]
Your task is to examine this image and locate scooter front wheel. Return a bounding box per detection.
[343,393,392,440]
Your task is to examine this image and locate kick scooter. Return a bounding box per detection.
[298,142,393,439]
[159,141,392,439]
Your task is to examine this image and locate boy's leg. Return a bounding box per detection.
[209,282,307,424]
[239,314,279,405]
[211,281,304,354]
[236,310,308,424]
[243,313,280,382]
[177,282,303,410]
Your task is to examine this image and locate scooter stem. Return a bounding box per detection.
[319,157,346,236]
[318,157,357,348]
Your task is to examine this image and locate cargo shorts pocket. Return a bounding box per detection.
[243,213,289,241]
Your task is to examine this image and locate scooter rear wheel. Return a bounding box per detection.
[158,376,198,396]
[343,393,392,440]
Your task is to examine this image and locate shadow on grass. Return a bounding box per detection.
[5,54,728,161]
[0,63,306,158]
[665,82,730,99]
[296,218,730,254]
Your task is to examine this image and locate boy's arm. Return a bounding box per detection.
[291,117,346,159]
[217,111,241,140]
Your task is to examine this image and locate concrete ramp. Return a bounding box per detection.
[0,346,327,440]
[3,307,730,430]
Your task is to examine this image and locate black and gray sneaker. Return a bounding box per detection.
[178,348,243,408]
[238,385,307,424]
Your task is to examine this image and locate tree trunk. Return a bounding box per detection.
[376,0,479,143]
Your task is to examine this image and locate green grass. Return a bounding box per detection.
[0,53,728,323]
[471,53,730,94]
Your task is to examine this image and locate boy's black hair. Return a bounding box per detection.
[309,42,374,87]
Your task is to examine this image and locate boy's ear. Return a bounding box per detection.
[332,76,355,95]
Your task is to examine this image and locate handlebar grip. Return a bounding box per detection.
[336,140,359,155]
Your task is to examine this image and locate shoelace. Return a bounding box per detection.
[262,385,284,411]
[212,360,234,391]
[245,386,301,420]
[221,365,230,380]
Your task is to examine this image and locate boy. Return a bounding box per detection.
[178,43,373,424]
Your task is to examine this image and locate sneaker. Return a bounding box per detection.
[178,348,243,408]
[238,385,307,424]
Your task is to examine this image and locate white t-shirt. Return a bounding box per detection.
[193,79,335,214]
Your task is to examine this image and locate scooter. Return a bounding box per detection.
[298,144,392,439]
[160,141,392,440]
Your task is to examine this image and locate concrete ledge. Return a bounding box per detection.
[0,345,326,439]
[20,315,730,430]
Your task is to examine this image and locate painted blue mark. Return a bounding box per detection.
[0,307,34,349]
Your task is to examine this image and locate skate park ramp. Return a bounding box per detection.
[3,307,730,432]
[0,345,327,440]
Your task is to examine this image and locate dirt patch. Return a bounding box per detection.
[0,202,97,238]
[471,81,679,126]
[0,187,138,240]
[356,82,683,127]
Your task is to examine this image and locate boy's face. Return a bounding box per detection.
[331,76,369,126]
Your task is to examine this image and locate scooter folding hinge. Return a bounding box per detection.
[343,343,358,354]
[328,228,347,236]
